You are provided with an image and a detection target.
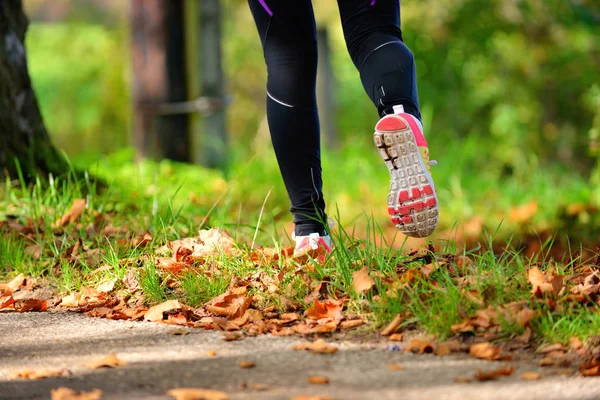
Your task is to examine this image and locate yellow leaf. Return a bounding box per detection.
[167,388,229,400]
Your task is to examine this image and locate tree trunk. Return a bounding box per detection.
[0,1,67,181]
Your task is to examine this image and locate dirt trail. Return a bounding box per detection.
[1,312,599,400]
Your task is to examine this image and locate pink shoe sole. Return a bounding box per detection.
[374,114,439,238]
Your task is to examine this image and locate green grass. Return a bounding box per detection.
[1,144,600,347]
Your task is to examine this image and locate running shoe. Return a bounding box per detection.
[373,105,439,238]
[292,232,332,261]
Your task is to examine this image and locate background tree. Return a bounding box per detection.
[0,0,66,181]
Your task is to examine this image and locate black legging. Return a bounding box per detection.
[249,0,421,236]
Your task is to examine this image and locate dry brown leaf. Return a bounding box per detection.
[51,387,103,400]
[538,343,567,354]
[25,244,42,260]
[222,332,243,341]
[474,366,515,381]
[516,327,532,344]
[381,314,402,336]
[9,368,64,380]
[84,353,127,369]
[97,279,116,293]
[167,388,229,400]
[144,299,182,322]
[469,342,503,360]
[539,357,555,367]
[389,333,403,342]
[206,287,252,319]
[0,292,16,309]
[250,383,270,391]
[579,358,600,377]
[167,228,236,261]
[291,396,334,400]
[306,298,342,320]
[387,364,404,371]
[528,266,564,297]
[352,266,375,293]
[60,292,82,307]
[509,200,538,223]
[17,299,48,312]
[450,319,475,333]
[521,372,541,380]
[55,199,86,227]
[434,344,452,356]
[239,360,255,369]
[0,273,25,292]
[406,339,434,354]
[570,337,584,350]
[340,319,364,330]
[454,376,472,383]
[294,339,338,354]
[307,376,329,385]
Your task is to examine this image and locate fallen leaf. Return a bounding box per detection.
[570,337,584,350]
[144,299,182,322]
[539,357,555,367]
[17,299,47,312]
[387,364,404,371]
[239,360,255,369]
[306,298,342,320]
[528,266,563,297]
[521,372,541,380]
[406,339,434,354]
[389,333,403,342]
[381,314,402,336]
[469,342,503,360]
[454,376,472,383]
[25,244,42,260]
[167,388,229,400]
[0,273,25,292]
[516,327,532,344]
[474,365,515,381]
[294,339,338,354]
[0,292,16,309]
[352,266,375,293]
[340,319,364,330]
[307,376,329,385]
[9,368,65,380]
[97,279,116,293]
[55,199,86,227]
[538,343,567,354]
[580,358,600,377]
[84,353,127,369]
[222,332,243,341]
[509,200,538,223]
[51,387,103,400]
[208,350,217,357]
[291,396,334,400]
[434,344,452,356]
[206,287,252,319]
[60,293,82,307]
[250,383,270,391]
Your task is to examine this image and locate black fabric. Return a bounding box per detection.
[249,0,421,236]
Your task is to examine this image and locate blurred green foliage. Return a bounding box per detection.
[26,22,130,155]
[22,0,600,240]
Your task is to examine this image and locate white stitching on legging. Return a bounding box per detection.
[310,167,320,201]
[267,91,294,108]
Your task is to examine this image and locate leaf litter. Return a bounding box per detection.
[3,214,600,383]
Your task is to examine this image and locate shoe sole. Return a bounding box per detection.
[373,116,439,238]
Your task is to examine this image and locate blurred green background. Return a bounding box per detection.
[22,0,600,248]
